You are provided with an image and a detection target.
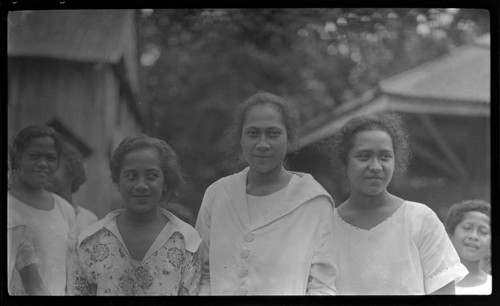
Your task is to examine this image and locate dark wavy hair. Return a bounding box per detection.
[10,124,63,171]
[59,141,87,193]
[445,199,491,235]
[109,135,186,203]
[220,91,300,159]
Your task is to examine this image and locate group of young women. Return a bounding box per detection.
[7,91,490,296]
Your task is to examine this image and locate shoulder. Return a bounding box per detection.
[77,210,120,247]
[162,209,201,253]
[77,206,99,223]
[161,209,201,253]
[288,172,335,207]
[403,201,438,219]
[52,193,76,217]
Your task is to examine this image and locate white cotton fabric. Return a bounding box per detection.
[7,193,75,295]
[333,201,468,295]
[7,222,39,295]
[456,274,492,295]
[195,167,338,295]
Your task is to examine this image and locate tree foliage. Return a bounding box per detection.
[136,8,489,215]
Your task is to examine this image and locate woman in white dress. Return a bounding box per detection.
[329,113,468,295]
[195,92,337,295]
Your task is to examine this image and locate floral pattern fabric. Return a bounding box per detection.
[68,210,201,295]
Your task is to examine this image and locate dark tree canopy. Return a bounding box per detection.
[136,8,489,216]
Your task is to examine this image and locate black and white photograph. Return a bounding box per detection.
[3,3,494,303]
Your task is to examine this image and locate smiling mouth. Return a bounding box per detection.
[463,243,479,250]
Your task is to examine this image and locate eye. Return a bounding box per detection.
[356,154,370,161]
[47,155,58,162]
[268,130,282,138]
[246,130,259,137]
[147,172,160,179]
[123,173,137,180]
[381,154,393,161]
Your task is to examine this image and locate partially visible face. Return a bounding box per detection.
[118,148,165,215]
[16,136,59,189]
[240,104,288,174]
[45,159,72,195]
[346,130,395,197]
[451,211,491,262]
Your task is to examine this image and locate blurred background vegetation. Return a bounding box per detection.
[135,8,490,218]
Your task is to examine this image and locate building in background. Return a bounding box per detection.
[292,33,490,219]
[8,10,147,218]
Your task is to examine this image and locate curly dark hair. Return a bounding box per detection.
[109,135,186,203]
[220,91,300,159]
[10,124,63,171]
[59,141,87,193]
[445,199,491,235]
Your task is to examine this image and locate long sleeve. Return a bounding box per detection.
[178,250,201,295]
[306,200,337,295]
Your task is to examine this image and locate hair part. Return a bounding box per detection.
[109,134,186,203]
[445,199,491,235]
[220,91,300,159]
[10,124,63,171]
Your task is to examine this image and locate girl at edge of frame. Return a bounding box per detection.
[68,135,201,295]
[8,124,75,295]
[330,112,468,295]
[195,91,338,295]
[445,200,491,295]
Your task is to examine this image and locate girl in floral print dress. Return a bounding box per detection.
[68,135,201,295]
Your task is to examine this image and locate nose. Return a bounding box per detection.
[36,158,49,169]
[468,229,480,240]
[134,177,149,191]
[256,135,270,150]
[368,159,382,172]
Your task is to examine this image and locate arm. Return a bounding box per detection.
[418,208,468,294]
[67,245,95,295]
[306,201,337,295]
[178,250,202,295]
[19,264,49,295]
[194,208,211,295]
[194,185,216,295]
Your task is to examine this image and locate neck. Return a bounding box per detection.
[348,189,391,210]
[120,207,162,226]
[461,259,484,276]
[9,178,46,198]
[248,165,288,187]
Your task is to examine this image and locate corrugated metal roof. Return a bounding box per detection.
[8,10,133,63]
[379,33,490,103]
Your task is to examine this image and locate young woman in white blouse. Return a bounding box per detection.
[195,92,337,295]
[329,113,468,295]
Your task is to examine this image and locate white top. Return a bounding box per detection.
[456,275,492,295]
[195,167,338,295]
[8,193,75,295]
[333,201,468,295]
[7,222,39,295]
[247,181,288,222]
[72,205,99,237]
